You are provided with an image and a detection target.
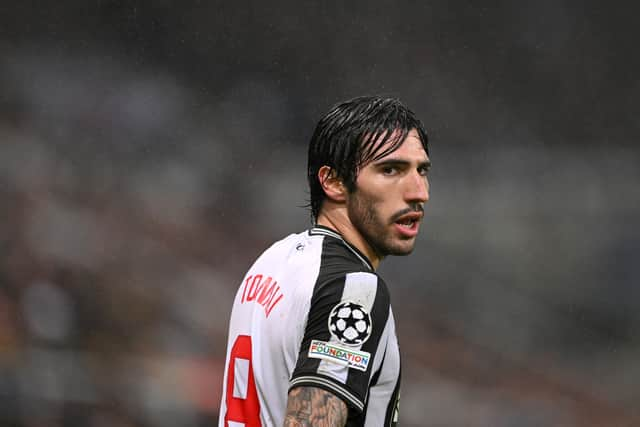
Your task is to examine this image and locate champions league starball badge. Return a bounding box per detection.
[328,301,372,346]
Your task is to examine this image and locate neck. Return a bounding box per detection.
[316,203,381,270]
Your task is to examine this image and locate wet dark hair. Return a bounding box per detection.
[307,95,429,222]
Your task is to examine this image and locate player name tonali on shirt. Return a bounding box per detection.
[239,274,284,317]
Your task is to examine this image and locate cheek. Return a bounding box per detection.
[364,189,394,210]
[360,194,394,222]
[351,179,394,216]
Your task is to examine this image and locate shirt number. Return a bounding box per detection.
[224,335,261,426]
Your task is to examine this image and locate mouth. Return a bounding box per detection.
[393,212,423,237]
[396,218,418,229]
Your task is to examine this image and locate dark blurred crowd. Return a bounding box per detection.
[1,2,639,426]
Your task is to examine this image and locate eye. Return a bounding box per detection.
[382,166,398,176]
[418,165,430,176]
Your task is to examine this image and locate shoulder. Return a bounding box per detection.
[251,230,321,268]
[313,271,390,313]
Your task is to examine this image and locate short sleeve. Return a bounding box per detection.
[289,271,392,412]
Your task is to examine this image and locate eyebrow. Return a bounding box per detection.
[372,158,431,170]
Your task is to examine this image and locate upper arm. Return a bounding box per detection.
[289,271,392,413]
[283,386,348,427]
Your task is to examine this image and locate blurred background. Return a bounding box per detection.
[1,1,639,426]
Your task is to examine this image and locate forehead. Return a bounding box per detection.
[371,128,429,162]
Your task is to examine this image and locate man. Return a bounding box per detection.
[219,96,430,426]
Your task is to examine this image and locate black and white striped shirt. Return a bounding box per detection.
[219,226,401,427]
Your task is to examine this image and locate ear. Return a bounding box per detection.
[318,165,347,202]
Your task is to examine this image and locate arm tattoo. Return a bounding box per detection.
[283,386,348,427]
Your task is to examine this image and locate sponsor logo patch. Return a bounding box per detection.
[308,339,371,372]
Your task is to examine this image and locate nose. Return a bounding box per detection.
[405,171,429,204]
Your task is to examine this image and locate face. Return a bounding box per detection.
[346,129,430,258]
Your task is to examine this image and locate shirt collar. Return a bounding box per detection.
[309,225,375,271]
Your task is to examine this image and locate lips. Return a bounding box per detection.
[393,212,423,237]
